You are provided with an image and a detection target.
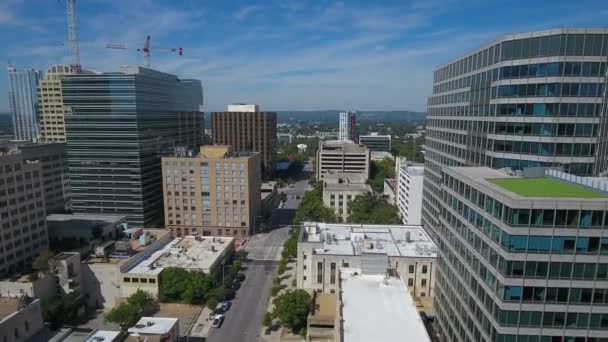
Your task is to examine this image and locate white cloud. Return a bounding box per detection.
[234,5,264,20]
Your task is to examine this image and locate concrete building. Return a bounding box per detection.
[121,235,234,298]
[162,145,262,238]
[46,213,126,243]
[18,142,70,213]
[0,142,70,215]
[297,222,437,298]
[423,28,608,243]
[383,178,397,205]
[62,66,204,226]
[50,329,122,342]
[277,132,293,144]
[38,65,75,142]
[0,297,44,342]
[0,274,57,301]
[370,151,394,162]
[316,140,370,180]
[396,158,424,225]
[339,111,358,142]
[359,133,391,152]
[52,252,83,295]
[0,149,48,276]
[435,166,608,342]
[322,172,371,222]
[127,317,179,342]
[82,229,173,308]
[339,269,430,342]
[307,292,338,342]
[7,67,42,142]
[212,104,277,178]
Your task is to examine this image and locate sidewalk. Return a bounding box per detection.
[260,260,303,342]
[187,306,214,338]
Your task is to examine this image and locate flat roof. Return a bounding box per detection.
[302,222,437,258]
[83,330,121,342]
[128,317,178,335]
[309,293,337,324]
[0,297,19,321]
[126,236,233,275]
[489,178,608,199]
[46,213,126,223]
[340,270,430,342]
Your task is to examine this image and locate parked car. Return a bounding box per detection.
[231,281,241,290]
[214,303,224,315]
[224,289,236,300]
[235,272,245,282]
[221,301,232,312]
[212,314,225,328]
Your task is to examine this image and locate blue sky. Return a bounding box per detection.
[0,0,607,112]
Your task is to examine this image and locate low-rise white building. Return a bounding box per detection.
[121,236,234,298]
[322,172,371,222]
[396,157,424,225]
[339,270,430,342]
[297,222,437,298]
[127,317,179,342]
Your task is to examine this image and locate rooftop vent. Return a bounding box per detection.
[146,321,155,327]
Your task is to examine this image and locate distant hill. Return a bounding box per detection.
[276,110,426,123]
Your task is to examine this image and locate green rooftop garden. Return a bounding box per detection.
[488,178,608,198]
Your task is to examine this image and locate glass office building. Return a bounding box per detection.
[62,66,203,226]
[7,67,42,141]
[424,28,608,236]
[424,28,608,342]
[436,167,608,342]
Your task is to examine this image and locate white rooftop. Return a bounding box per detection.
[128,317,178,335]
[302,222,437,258]
[126,236,233,275]
[340,270,430,342]
[84,330,121,342]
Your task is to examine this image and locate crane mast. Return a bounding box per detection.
[66,0,81,73]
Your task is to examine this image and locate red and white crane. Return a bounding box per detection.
[106,35,182,68]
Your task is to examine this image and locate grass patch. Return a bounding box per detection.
[489,178,608,198]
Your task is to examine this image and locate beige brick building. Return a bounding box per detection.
[0,150,48,276]
[38,64,74,142]
[162,145,261,238]
[211,104,277,179]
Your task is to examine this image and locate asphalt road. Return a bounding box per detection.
[206,166,311,342]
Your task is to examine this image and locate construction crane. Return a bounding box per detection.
[66,0,81,73]
[106,35,182,68]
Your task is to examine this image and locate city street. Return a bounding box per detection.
[206,163,311,342]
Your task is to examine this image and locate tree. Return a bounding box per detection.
[182,271,213,304]
[91,226,103,240]
[293,182,335,224]
[367,158,395,193]
[42,293,84,329]
[106,290,158,330]
[348,193,400,224]
[158,267,189,302]
[262,311,273,327]
[272,289,311,333]
[206,297,219,311]
[33,250,56,274]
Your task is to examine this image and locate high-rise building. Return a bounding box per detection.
[62,66,203,227]
[0,149,48,276]
[436,167,608,342]
[316,140,370,180]
[1,142,70,214]
[423,28,608,237]
[162,145,261,238]
[339,111,358,142]
[7,67,42,142]
[395,157,424,225]
[211,104,277,179]
[38,65,75,142]
[359,133,392,152]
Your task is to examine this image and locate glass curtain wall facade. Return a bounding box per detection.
[423,28,608,236]
[7,68,42,142]
[424,28,608,342]
[436,167,608,342]
[62,67,203,226]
